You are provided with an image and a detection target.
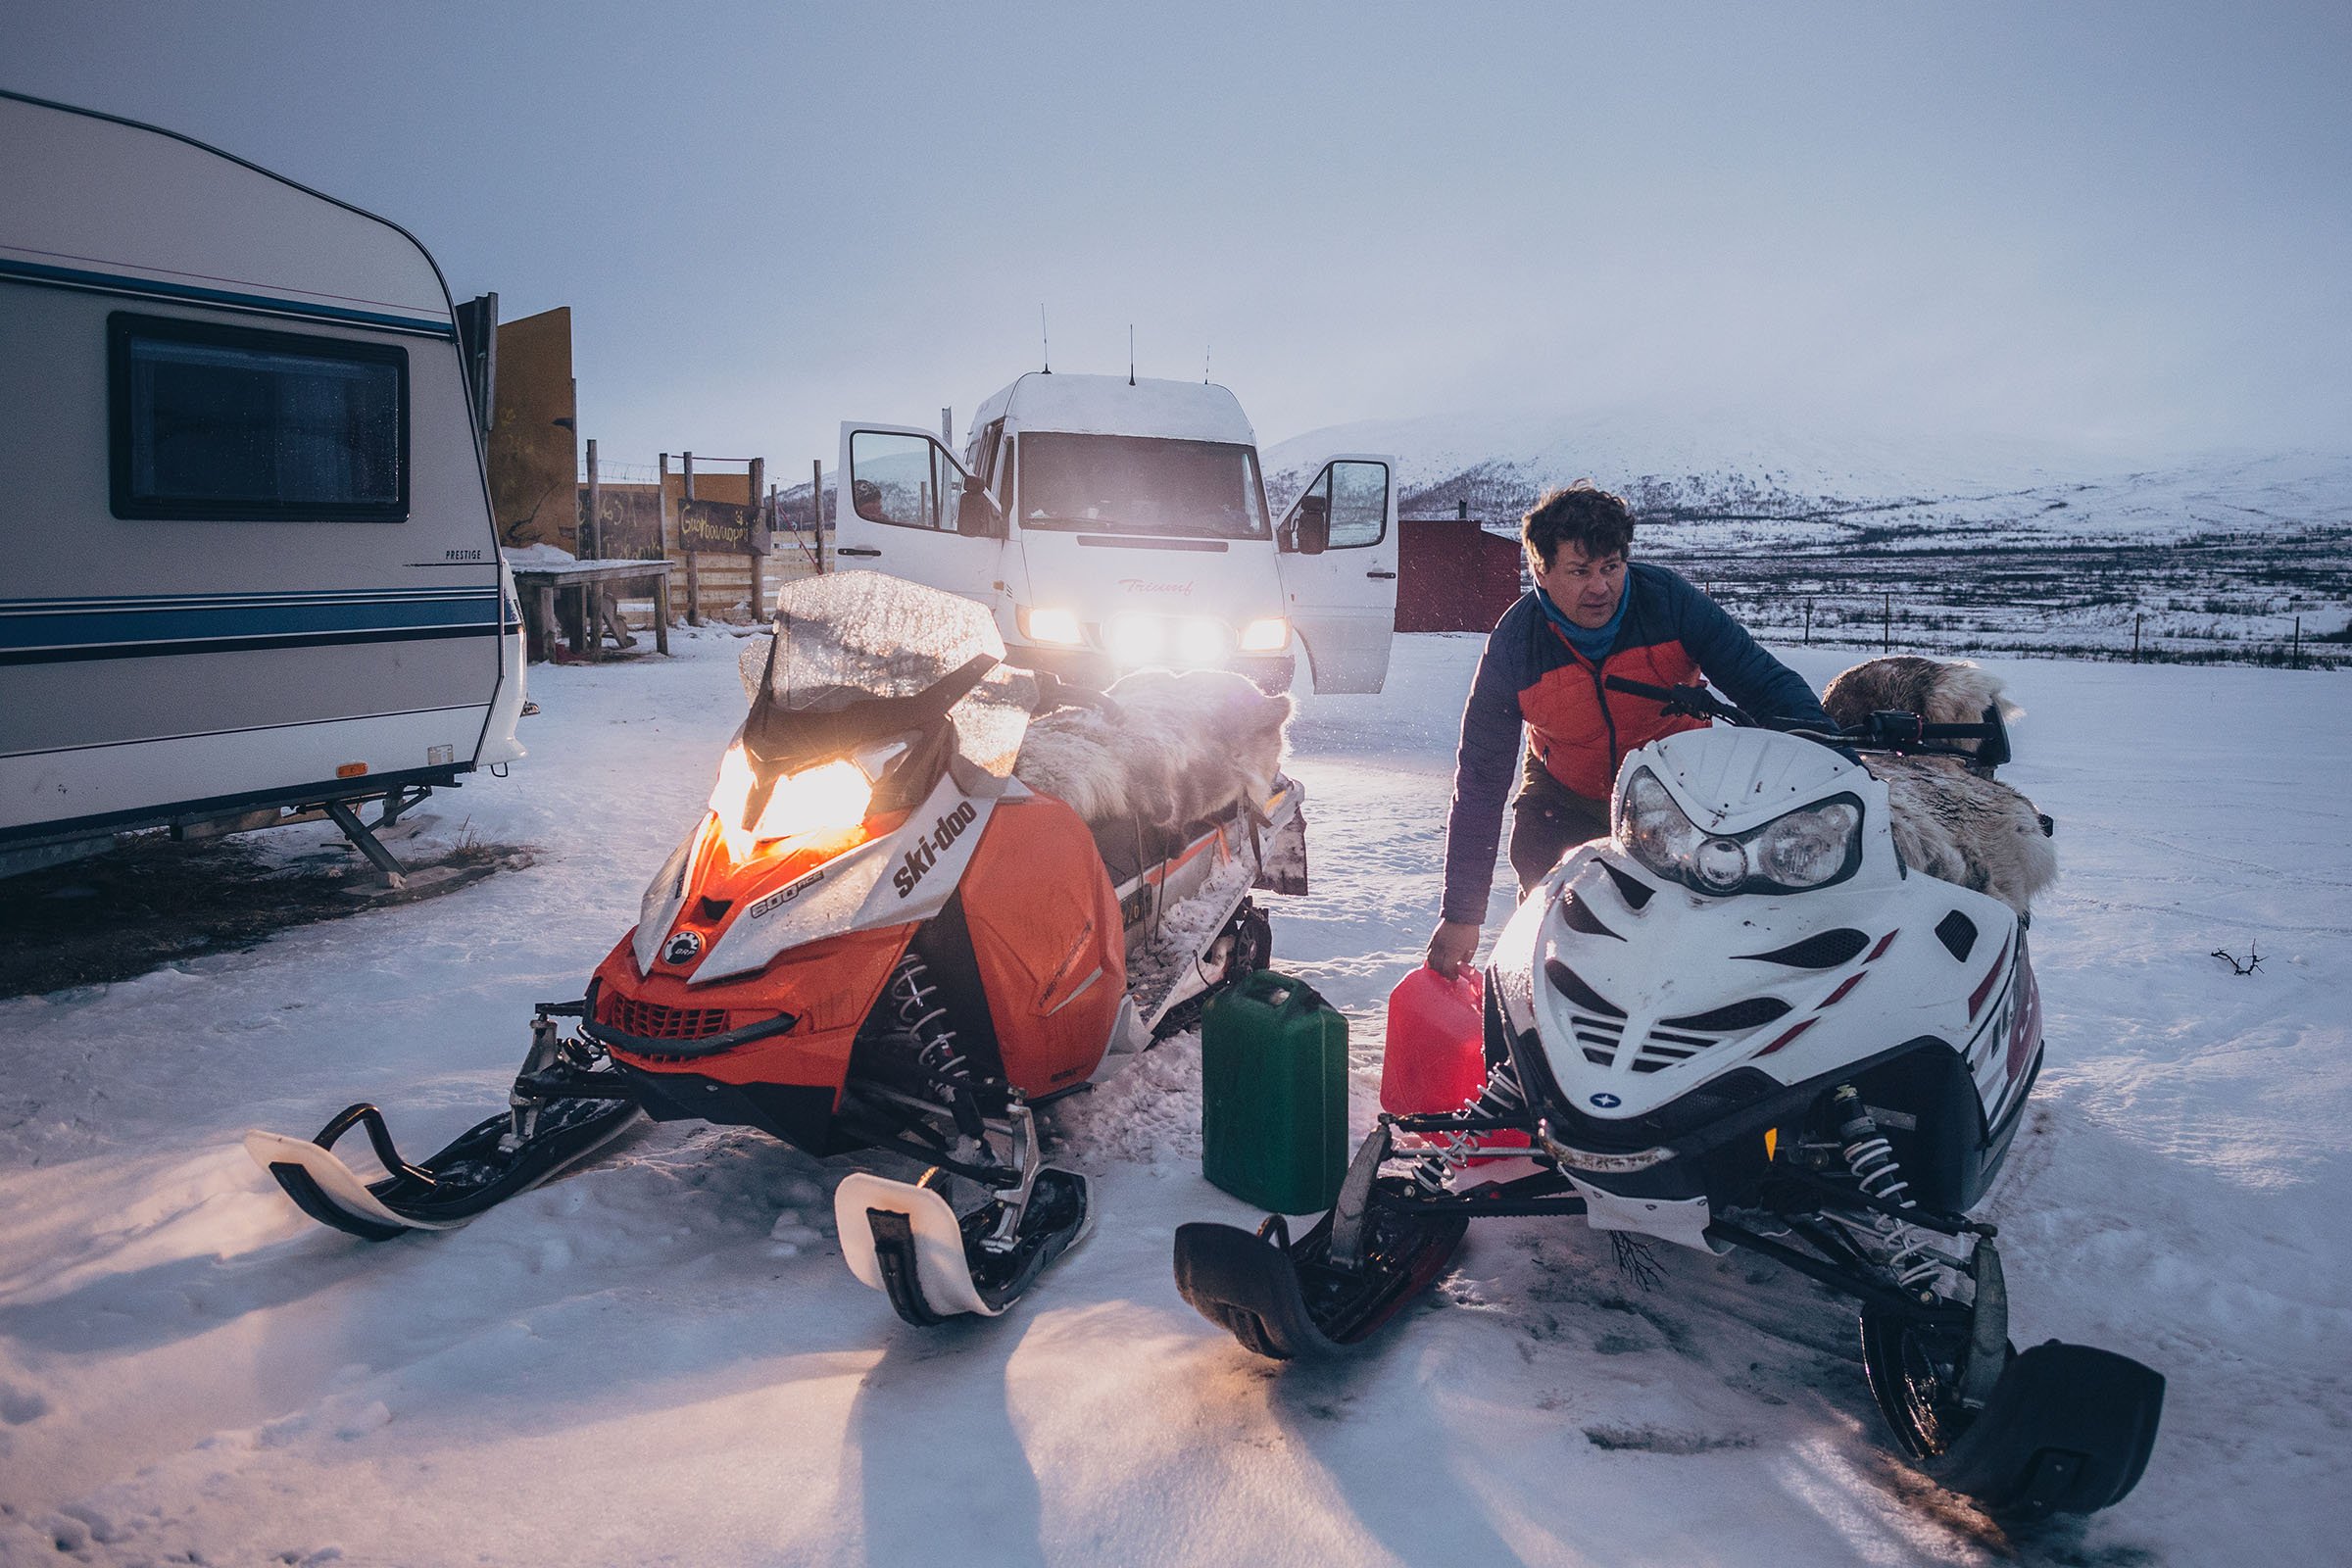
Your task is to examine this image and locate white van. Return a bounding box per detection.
[837,373,1398,693]
[0,91,526,878]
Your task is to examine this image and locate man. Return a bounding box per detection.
[1425,482,1832,977]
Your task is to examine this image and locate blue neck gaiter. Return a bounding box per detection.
[1538,583,1626,662]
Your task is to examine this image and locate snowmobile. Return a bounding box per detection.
[248,572,1307,1325]
[1173,673,2165,1517]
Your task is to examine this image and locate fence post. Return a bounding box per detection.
[2132,612,2141,663]
[658,452,673,631]
[583,437,600,561]
[1804,599,1812,647]
[681,451,702,626]
[747,456,765,619]
[813,459,826,574]
[2293,615,2302,667]
[1882,594,1891,653]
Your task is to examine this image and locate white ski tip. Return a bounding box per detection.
[241,1129,460,1233]
[833,1173,999,1318]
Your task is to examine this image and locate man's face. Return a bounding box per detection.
[1532,542,1628,629]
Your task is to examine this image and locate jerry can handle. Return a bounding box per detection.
[1239,968,1328,1017]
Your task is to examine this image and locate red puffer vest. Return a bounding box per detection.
[1521,625,1705,799]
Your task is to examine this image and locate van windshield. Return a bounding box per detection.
[1015,433,1269,540]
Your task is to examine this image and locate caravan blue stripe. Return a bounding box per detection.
[0,256,458,337]
[0,591,502,655]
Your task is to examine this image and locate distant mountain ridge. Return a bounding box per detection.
[1261,406,2352,546]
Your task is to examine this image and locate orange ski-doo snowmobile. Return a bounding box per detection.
[248,573,1307,1323]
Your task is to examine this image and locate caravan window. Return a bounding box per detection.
[109,314,409,521]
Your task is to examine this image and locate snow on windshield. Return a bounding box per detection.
[1017,433,1269,539]
[741,572,1003,710]
[735,572,1033,776]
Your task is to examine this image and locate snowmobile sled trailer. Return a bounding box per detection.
[0,91,526,881]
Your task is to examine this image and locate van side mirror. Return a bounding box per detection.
[1284,494,1330,556]
[956,476,1003,538]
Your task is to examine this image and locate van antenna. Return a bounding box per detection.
[1040,305,1051,373]
[1128,325,1136,386]
[1203,343,1210,383]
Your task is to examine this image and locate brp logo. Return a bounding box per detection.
[1589,1092,1622,1109]
[662,930,704,965]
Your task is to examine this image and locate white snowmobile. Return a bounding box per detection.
[249,573,1306,1325]
[1174,671,2165,1517]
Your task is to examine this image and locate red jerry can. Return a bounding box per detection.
[1380,966,1529,1154]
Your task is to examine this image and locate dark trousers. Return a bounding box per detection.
[1509,752,1611,896]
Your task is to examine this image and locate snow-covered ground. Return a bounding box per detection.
[1,630,2347,1567]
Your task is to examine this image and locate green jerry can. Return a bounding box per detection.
[1200,970,1349,1213]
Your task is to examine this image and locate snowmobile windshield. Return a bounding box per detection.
[736,572,1035,780]
[1015,433,1271,540]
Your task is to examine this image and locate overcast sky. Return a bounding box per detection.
[9,1,2349,472]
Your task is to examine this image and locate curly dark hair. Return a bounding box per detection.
[1522,481,1635,568]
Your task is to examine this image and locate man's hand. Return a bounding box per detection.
[1425,919,1481,979]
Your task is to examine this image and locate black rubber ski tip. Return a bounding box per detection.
[1929,1341,2166,1516]
[1173,1221,1332,1359]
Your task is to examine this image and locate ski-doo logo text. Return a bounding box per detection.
[892,802,979,898]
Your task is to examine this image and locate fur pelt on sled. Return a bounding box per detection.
[1012,669,1293,835]
[1821,657,2056,916]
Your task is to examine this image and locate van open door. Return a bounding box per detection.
[1276,456,1398,694]
[835,422,1007,612]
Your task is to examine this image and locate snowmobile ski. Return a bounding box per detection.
[1173,1200,1467,1359]
[245,1092,641,1242]
[837,1165,1093,1323]
[1860,1310,2165,1517]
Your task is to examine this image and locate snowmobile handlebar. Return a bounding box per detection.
[1027,669,1124,722]
[1603,675,1762,726]
[1602,675,2010,762]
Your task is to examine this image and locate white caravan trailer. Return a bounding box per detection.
[837,373,1398,693]
[0,92,526,880]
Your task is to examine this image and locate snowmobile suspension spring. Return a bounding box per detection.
[1833,1086,1913,1209]
[1411,1060,1531,1196]
[1831,1085,1942,1290]
[889,955,968,1085]
[887,954,987,1144]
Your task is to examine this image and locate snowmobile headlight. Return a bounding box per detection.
[710,745,874,859]
[1618,769,1865,897]
[1692,837,1748,893]
[1750,799,1862,891]
[1621,768,1705,880]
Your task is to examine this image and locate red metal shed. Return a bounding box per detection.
[1396,515,1524,633]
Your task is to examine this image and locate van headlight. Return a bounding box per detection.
[1617,768,1862,896]
[1239,616,1289,653]
[1017,606,1084,646]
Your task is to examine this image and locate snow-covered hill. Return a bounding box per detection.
[1266,409,2352,664]
[1264,406,2352,548]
